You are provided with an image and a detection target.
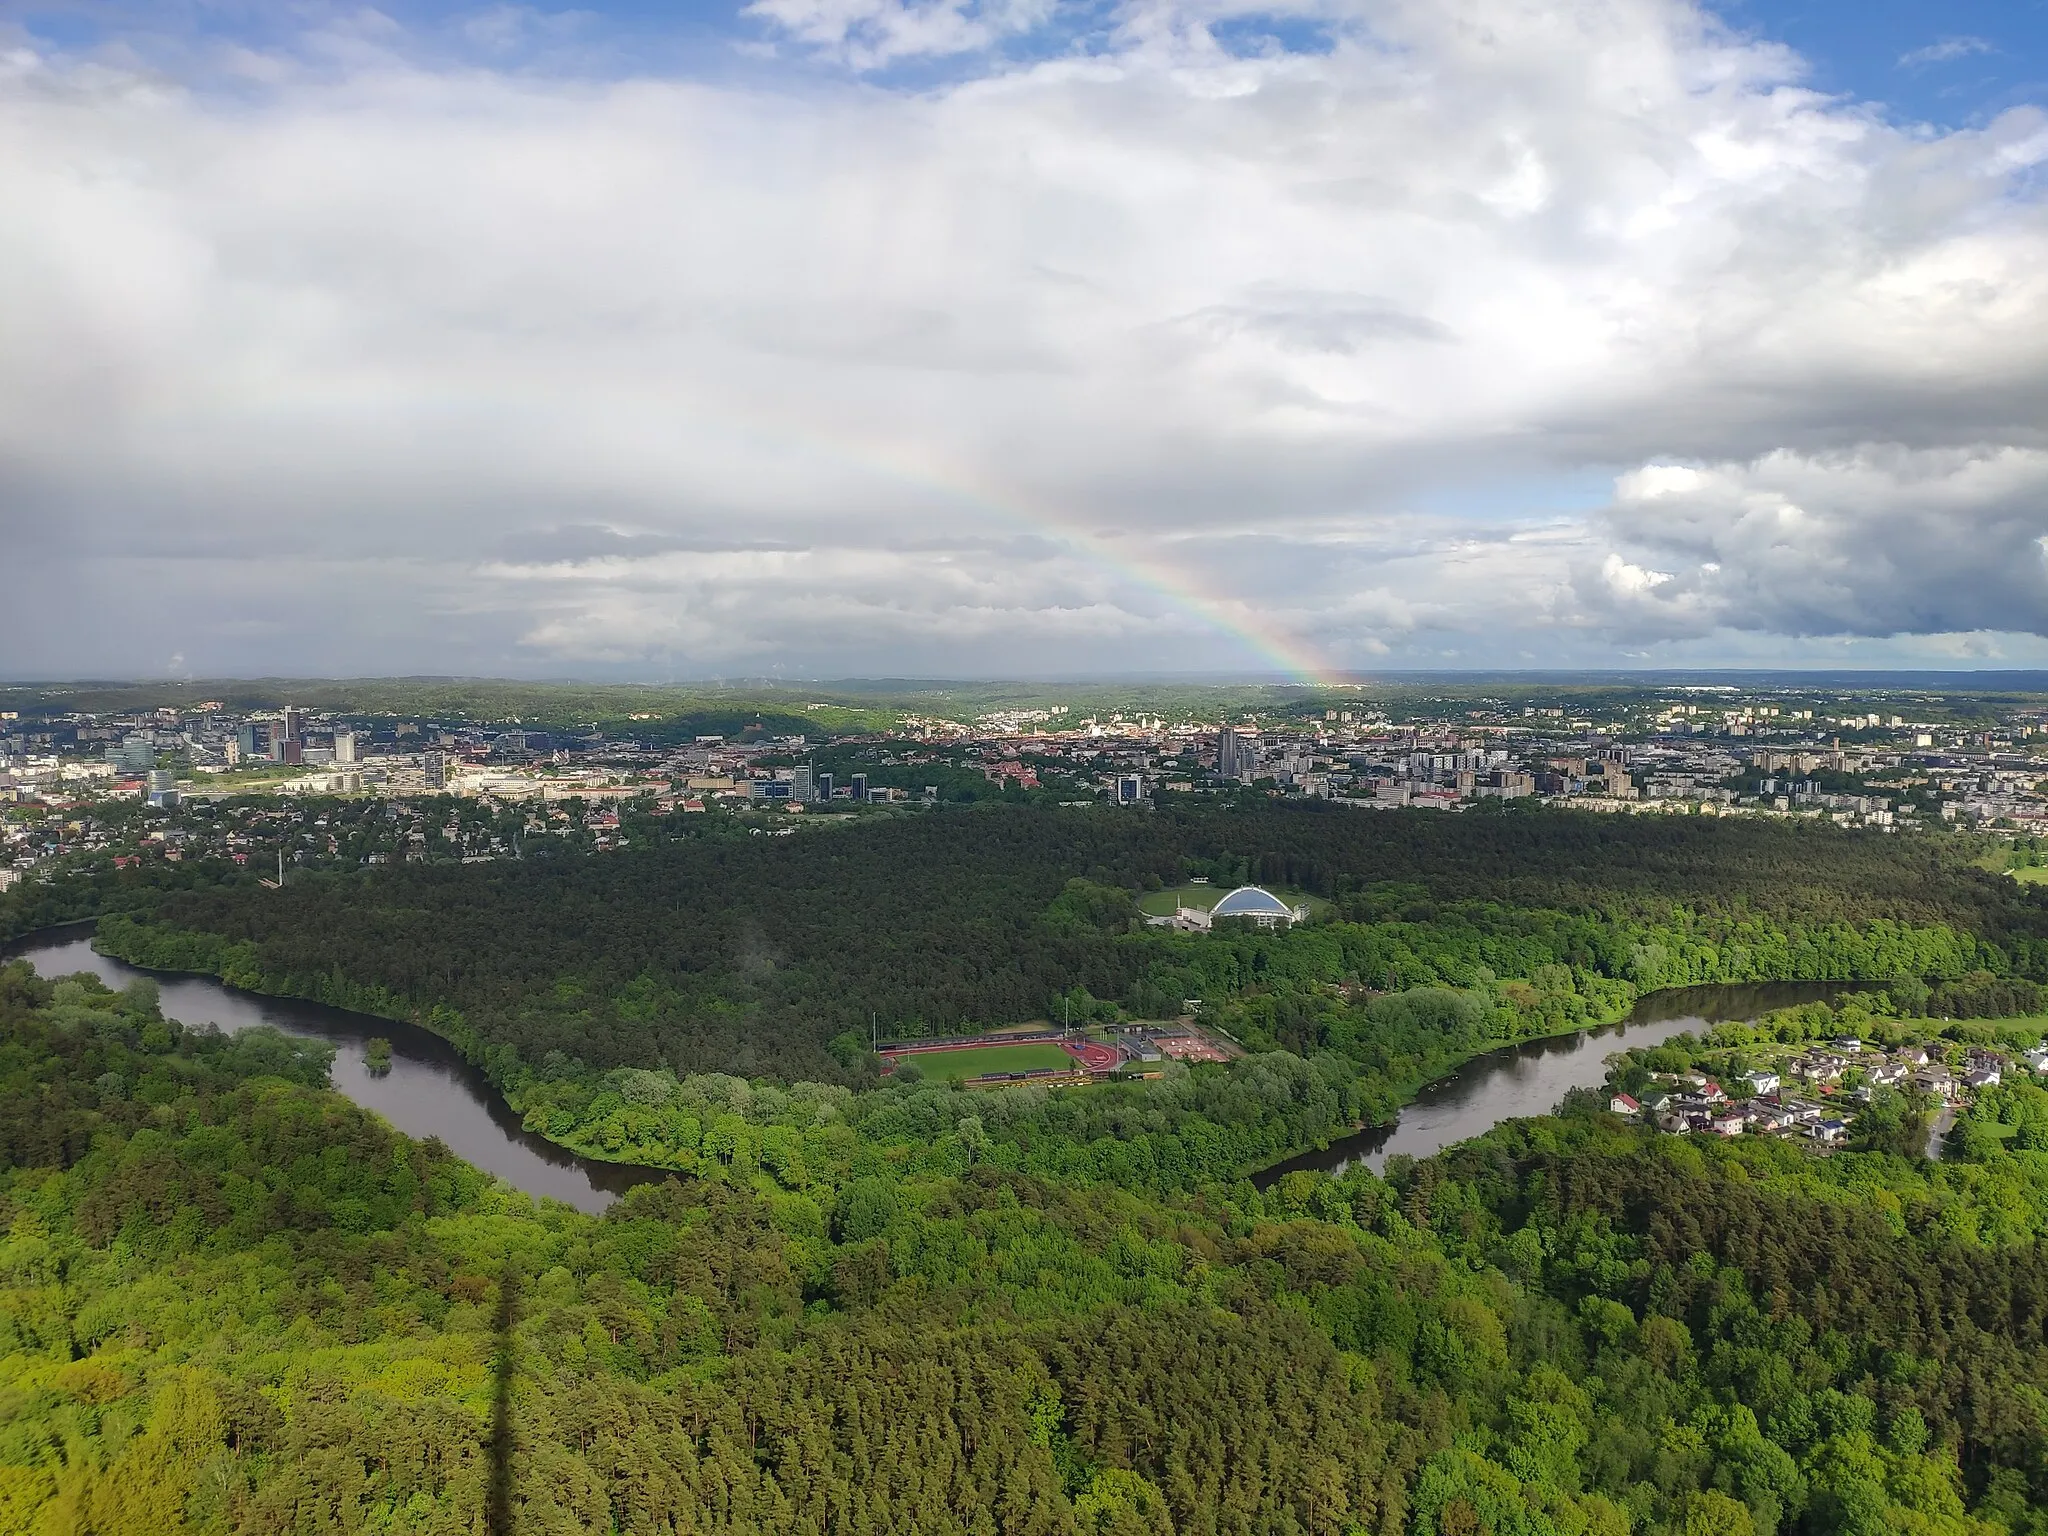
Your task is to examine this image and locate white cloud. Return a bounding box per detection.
[1899,36,1993,69]
[1601,553,1674,594]
[0,0,2046,676]
[1584,444,2048,641]
[741,0,1055,66]
[1618,465,1707,500]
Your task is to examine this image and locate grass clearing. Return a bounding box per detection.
[887,1042,1076,1081]
[2011,865,2048,886]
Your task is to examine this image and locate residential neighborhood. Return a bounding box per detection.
[1607,1026,2048,1151]
[13,681,2048,893]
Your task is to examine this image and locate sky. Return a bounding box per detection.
[2,0,2046,682]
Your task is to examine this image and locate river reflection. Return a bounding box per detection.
[3,926,665,1213]
[1254,980,1845,1184]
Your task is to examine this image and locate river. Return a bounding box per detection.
[1254,979,1845,1184]
[4,927,665,1213]
[5,926,1842,1209]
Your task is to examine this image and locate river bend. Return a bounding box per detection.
[6,926,1839,1209]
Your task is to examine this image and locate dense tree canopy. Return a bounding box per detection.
[1,959,2042,1535]
[85,804,2048,1089]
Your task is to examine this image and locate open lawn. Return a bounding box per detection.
[2011,865,2048,886]
[1137,882,1329,917]
[887,1041,1077,1081]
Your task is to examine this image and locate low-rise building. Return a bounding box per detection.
[1912,1066,1958,1102]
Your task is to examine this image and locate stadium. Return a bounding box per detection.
[1145,884,1310,932]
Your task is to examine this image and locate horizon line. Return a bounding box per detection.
[14,666,2048,690]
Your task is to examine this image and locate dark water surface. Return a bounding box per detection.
[4,926,664,1213]
[5,924,1842,1208]
[1255,980,1845,1184]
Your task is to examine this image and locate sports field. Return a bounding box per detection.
[887,1041,1077,1081]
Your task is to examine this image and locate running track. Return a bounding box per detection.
[1059,1041,1122,1072]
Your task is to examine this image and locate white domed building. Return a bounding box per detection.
[1151,884,1308,931]
[1210,886,1303,924]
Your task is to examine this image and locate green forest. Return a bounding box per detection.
[66,804,2048,1177]
[3,955,2045,1535]
[13,802,2048,1532]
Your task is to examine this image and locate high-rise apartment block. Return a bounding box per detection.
[106,734,155,775]
[270,709,304,763]
[1217,729,1259,780]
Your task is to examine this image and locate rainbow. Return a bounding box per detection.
[723,415,1342,686]
[345,362,1345,682]
[913,455,1342,686]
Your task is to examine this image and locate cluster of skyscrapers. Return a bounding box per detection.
[748,766,877,803]
[224,709,350,767]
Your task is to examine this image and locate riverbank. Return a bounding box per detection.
[1251,979,1850,1183]
[0,916,102,952]
[89,909,494,1062]
[8,928,666,1212]
[50,913,1860,1194]
[82,910,1652,1176]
